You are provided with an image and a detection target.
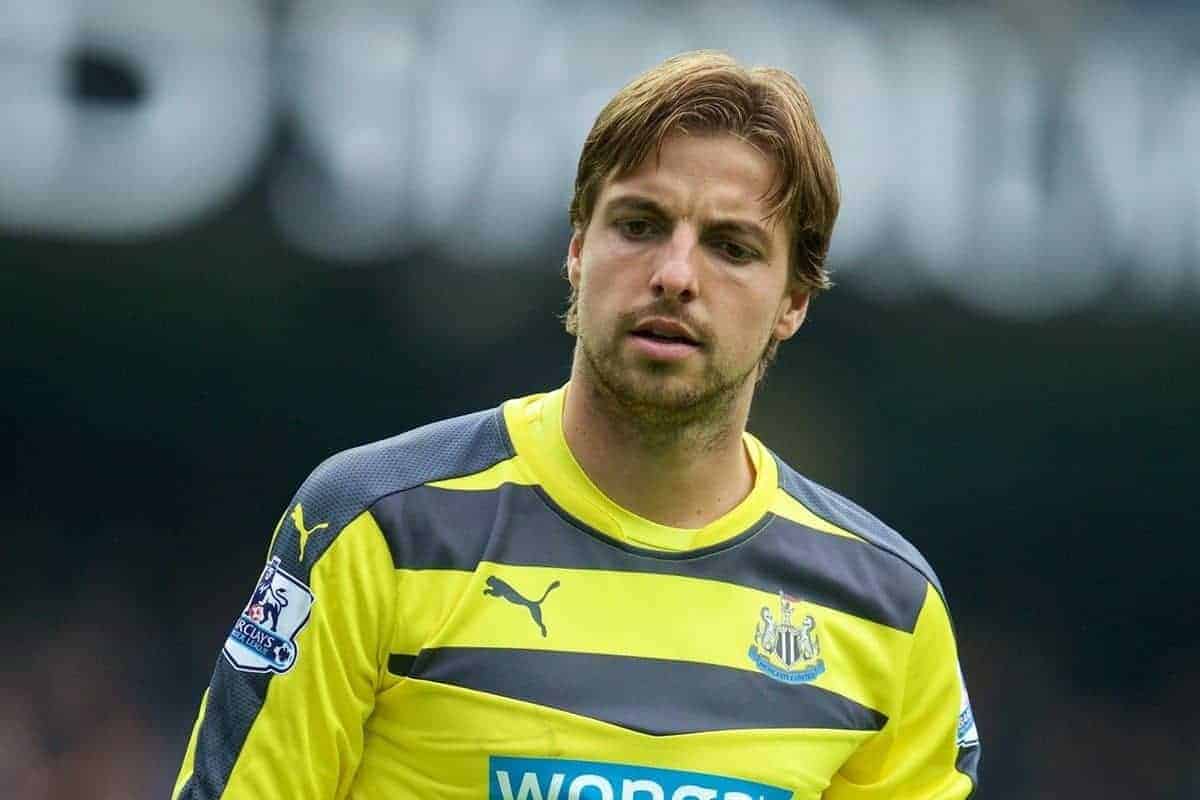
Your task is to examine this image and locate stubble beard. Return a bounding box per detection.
[577,328,760,450]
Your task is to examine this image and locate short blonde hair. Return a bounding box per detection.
[564,51,840,372]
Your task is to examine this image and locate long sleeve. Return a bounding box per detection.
[173,493,397,799]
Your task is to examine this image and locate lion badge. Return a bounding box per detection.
[223,556,315,674]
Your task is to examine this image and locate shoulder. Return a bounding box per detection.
[276,405,514,568]
[302,405,513,525]
[768,452,952,635]
[772,454,944,596]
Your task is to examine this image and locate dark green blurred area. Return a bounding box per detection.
[3,174,1198,797]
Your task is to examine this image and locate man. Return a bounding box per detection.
[174,51,980,799]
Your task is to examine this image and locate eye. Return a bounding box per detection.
[712,239,758,264]
[616,218,660,240]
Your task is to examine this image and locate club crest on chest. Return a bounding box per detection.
[748,590,826,684]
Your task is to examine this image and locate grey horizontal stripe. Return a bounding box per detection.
[388,653,417,676]
[773,453,944,601]
[727,512,927,632]
[370,482,504,570]
[410,647,886,735]
[523,493,926,632]
[285,405,514,571]
[373,483,927,631]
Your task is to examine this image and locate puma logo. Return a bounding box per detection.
[483,576,560,637]
[291,503,330,562]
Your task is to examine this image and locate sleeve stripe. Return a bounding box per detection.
[176,664,272,799]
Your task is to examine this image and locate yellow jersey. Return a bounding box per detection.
[174,386,980,799]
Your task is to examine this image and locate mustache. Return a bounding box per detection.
[621,302,708,340]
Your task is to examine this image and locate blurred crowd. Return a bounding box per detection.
[1,589,182,799]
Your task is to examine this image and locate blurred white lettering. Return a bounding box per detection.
[0,1,1195,316]
[0,0,270,237]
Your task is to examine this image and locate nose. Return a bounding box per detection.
[649,225,700,302]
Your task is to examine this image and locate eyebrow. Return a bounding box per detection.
[604,194,671,219]
[603,193,773,251]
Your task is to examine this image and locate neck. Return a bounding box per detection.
[562,354,757,529]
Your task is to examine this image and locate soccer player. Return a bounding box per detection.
[174,51,980,799]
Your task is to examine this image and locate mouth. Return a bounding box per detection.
[628,317,702,361]
[630,330,698,345]
[630,318,701,347]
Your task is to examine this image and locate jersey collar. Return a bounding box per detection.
[503,384,777,553]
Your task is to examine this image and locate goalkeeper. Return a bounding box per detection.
[174,50,980,799]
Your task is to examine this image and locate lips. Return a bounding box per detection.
[631,317,701,346]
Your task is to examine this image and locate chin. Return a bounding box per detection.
[608,361,747,418]
[631,370,715,407]
[581,334,753,418]
[616,384,701,414]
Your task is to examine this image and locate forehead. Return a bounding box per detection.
[599,133,780,223]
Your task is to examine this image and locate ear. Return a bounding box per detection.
[772,283,810,342]
[567,228,584,289]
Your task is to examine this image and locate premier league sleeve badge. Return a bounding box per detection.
[222,556,315,674]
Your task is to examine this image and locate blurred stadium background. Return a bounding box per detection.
[2,0,1197,797]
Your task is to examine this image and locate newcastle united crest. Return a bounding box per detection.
[748,591,825,684]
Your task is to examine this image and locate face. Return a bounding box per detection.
[567,132,809,419]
